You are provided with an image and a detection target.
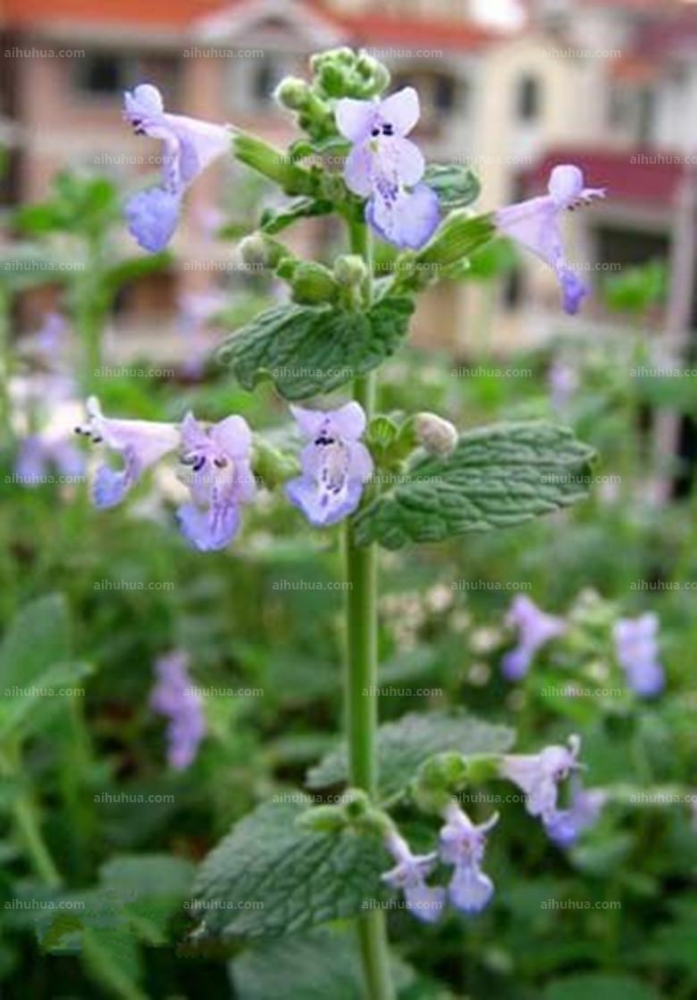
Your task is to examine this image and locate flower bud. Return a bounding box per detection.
[414,413,459,457]
[274,76,312,111]
[290,262,339,305]
[238,233,288,270]
[333,254,368,288]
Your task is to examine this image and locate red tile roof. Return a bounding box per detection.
[3,0,228,28]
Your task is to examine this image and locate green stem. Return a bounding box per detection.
[0,284,12,446]
[344,220,395,1000]
[13,790,62,889]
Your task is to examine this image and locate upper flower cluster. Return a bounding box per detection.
[121,77,606,316]
[76,397,374,550]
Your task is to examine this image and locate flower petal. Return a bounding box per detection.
[335,97,376,142]
[379,86,421,135]
[449,865,494,914]
[367,182,440,250]
[344,143,374,197]
[125,187,181,252]
[547,164,585,208]
[177,501,240,551]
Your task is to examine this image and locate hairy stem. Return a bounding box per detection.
[344,220,395,1000]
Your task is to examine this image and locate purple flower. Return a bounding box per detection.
[123,84,231,251]
[501,595,566,681]
[336,87,440,250]
[613,613,664,697]
[495,165,605,315]
[439,804,498,915]
[381,829,445,924]
[76,396,179,509]
[544,779,607,848]
[500,734,582,837]
[285,402,373,527]
[32,312,69,361]
[15,433,84,487]
[176,413,257,552]
[150,650,205,770]
[548,358,578,411]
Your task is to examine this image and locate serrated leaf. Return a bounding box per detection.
[218,297,414,400]
[353,421,595,550]
[260,197,335,235]
[424,163,481,211]
[192,799,389,941]
[306,711,514,800]
[231,927,414,1000]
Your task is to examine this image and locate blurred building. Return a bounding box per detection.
[1,0,696,352]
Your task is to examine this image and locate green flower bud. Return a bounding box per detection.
[252,437,300,489]
[290,261,339,305]
[238,233,288,270]
[298,805,347,834]
[412,752,469,814]
[274,76,312,111]
[333,254,368,288]
[413,412,459,458]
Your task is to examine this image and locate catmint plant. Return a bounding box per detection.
[75,48,605,999]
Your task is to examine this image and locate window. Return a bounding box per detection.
[517,75,541,122]
[74,53,132,96]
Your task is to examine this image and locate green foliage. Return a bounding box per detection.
[192,799,389,942]
[423,163,481,211]
[353,422,596,549]
[306,711,514,800]
[218,296,415,400]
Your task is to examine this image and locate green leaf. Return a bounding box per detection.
[306,711,514,800]
[260,197,335,235]
[424,163,481,210]
[0,660,92,742]
[192,799,389,942]
[543,975,659,1000]
[218,297,414,400]
[353,421,596,550]
[0,595,70,692]
[231,927,414,1000]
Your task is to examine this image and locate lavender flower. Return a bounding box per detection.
[177,412,257,552]
[548,358,578,411]
[501,595,566,681]
[613,613,665,697]
[123,84,231,251]
[15,433,84,487]
[336,87,440,249]
[381,829,445,924]
[544,779,607,848]
[500,734,582,838]
[495,165,605,315]
[150,650,205,770]
[285,402,373,527]
[439,804,498,915]
[76,396,179,508]
[32,312,69,362]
